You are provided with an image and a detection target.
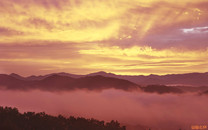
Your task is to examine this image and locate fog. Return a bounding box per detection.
[0,89,207,130]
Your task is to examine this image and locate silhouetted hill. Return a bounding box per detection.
[56,72,84,78]
[36,75,140,91]
[87,72,208,87]
[74,75,140,91]
[36,75,75,91]
[26,75,50,80]
[0,74,140,91]
[0,74,29,90]
[88,71,116,77]
[10,73,25,80]
[0,106,126,130]
[142,85,184,94]
[26,73,81,81]
[7,71,208,86]
[170,86,208,93]
[1,72,208,93]
[204,90,208,94]
[200,90,208,95]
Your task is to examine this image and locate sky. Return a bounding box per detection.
[0,0,208,76]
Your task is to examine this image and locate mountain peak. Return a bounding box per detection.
[9,73,24,80]
[88,71,115,77]
[92,71,107,74]
[10,73,20,76]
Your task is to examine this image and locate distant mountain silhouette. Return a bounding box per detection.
[170,85,208,93]
[203,90,208,95]
[142,85,184,94]
[8,71,208,87]
[1,72,208,94]
[86,72,208,87]
[88,71,116,77]
[9,73,26,80]
[0,74,29,90]
[0,74,140,91]
[199,90,208,96]
[37,75,140,91]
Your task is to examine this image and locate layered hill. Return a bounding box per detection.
[1,71,208,94]
[0,74,140,91]
[8,71,208,86]
[87,71,208,87]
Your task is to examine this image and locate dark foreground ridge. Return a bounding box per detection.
[0,106,126,130]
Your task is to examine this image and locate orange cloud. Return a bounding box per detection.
[0,0,207,43]
[0,0,208,75]
[78,45,208,75]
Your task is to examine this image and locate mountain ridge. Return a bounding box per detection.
[0,74,140,91]
[5,71,208,86]
[1,72,208,94]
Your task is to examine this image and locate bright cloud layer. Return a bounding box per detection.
[0,0,208,75]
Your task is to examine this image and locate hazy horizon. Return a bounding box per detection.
[1,71,208,77]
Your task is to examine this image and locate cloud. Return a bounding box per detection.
[0,40,208,76]
[0,0,207,44]
[25,18,54,30]
[0,27,24,36]
[0,0,208,75]
[78,45,208,74]
[182,26,208,33]
[0,89,208,130]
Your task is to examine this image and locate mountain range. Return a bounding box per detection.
[0,73,139,91]
[8,71,208,86]
[0,71,208,94]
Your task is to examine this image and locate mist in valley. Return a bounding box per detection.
[0,88,207,130]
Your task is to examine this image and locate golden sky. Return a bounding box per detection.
[0,0,208,76]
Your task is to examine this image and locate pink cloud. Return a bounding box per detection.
[0,89,208,130]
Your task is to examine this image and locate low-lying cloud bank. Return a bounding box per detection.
[0,89,207,130]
